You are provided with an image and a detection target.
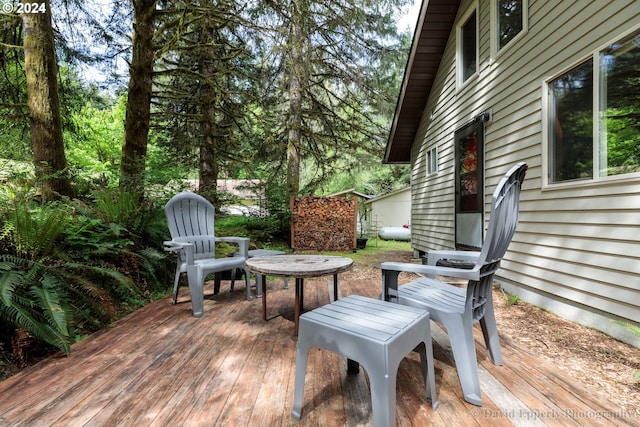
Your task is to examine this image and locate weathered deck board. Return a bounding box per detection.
[0,272,635,427]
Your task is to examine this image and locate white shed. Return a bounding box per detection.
[364,186,411,230]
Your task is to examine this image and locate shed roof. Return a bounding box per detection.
[326,188,374,199]
[384,0,461,164]
[364,185,411,205]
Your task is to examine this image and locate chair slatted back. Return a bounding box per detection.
[479,162,528,264]
[468,162,527,322]
[165,192,217,260]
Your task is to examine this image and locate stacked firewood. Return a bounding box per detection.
[291,196,357,251]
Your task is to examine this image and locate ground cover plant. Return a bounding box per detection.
[0,196,293,377]
[0,184,170,370]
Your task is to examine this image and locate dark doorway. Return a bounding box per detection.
[454,120,484,250]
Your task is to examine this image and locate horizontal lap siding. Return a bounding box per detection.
[410,0,640,323]
[411,15,457,251]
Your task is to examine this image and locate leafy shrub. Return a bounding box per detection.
[0,187,170,358]
[0,197,124,355]
[216,215,288,250]
[0,254,125,355]
[2,200,69,260]
[67,190,170,301]
[0,255,74,354]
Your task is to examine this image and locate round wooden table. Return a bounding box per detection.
[245,255,353,335]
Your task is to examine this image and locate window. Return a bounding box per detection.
[458,7,477,85]
[496,0,526,51]
[547,27,640,183]
[599,31,640,177]
[427,147,438,175]
[549,60,593,182]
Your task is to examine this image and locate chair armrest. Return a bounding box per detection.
[380,260,482,302]
[163,240,195,265]
[425,250,480,266]
[380,261,480,281]
[380,261,481,303]
[215,237,249,259]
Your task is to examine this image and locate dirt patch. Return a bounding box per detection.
[493,289,640,414]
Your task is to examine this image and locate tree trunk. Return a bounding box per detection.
[120,0,156,195]
[199,96,218,207]
[197,21,219,206]
[22,0,73,200]
[286,0,306,198]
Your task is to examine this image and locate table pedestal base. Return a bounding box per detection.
[261,274,339,336]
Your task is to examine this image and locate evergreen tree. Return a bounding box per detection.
[153,0,254,205]
[22,0,74,199]
[250,0,410,199]
[120,0,156,196]
[0,10,29,161]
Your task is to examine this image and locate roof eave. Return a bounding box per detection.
[383,0,461,164]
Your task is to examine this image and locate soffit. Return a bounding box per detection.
[384,0,461,164]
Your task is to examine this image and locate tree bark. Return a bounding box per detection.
[120,0,156,195]
[197,19,219,206]
[23,0,73,200]
[286,0,306,198]
[199,93,218,206]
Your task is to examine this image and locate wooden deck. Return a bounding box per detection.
[0,269,636,427]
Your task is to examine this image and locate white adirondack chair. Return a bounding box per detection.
[164,192,252,317]
[380,162,527,406]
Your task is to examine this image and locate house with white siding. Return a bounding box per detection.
[385,0,640,345]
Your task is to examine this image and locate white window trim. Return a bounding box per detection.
[541,57,590,189]
[426,146,438,176]
[490,0,529,59]
[542,22,640,189]
[456,2,479,89]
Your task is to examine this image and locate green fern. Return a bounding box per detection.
[60,261,136,318]
[135,247,166,285]
[93,188,148,233]
[32,274,70,337]
[0,256,73,354]
[0,189,169,356]
[6,200,68,260]
[0,263,22,307]
[0,254,140,355]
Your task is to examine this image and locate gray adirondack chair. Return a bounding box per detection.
[164,192,252,317]
[381,162,527,406]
